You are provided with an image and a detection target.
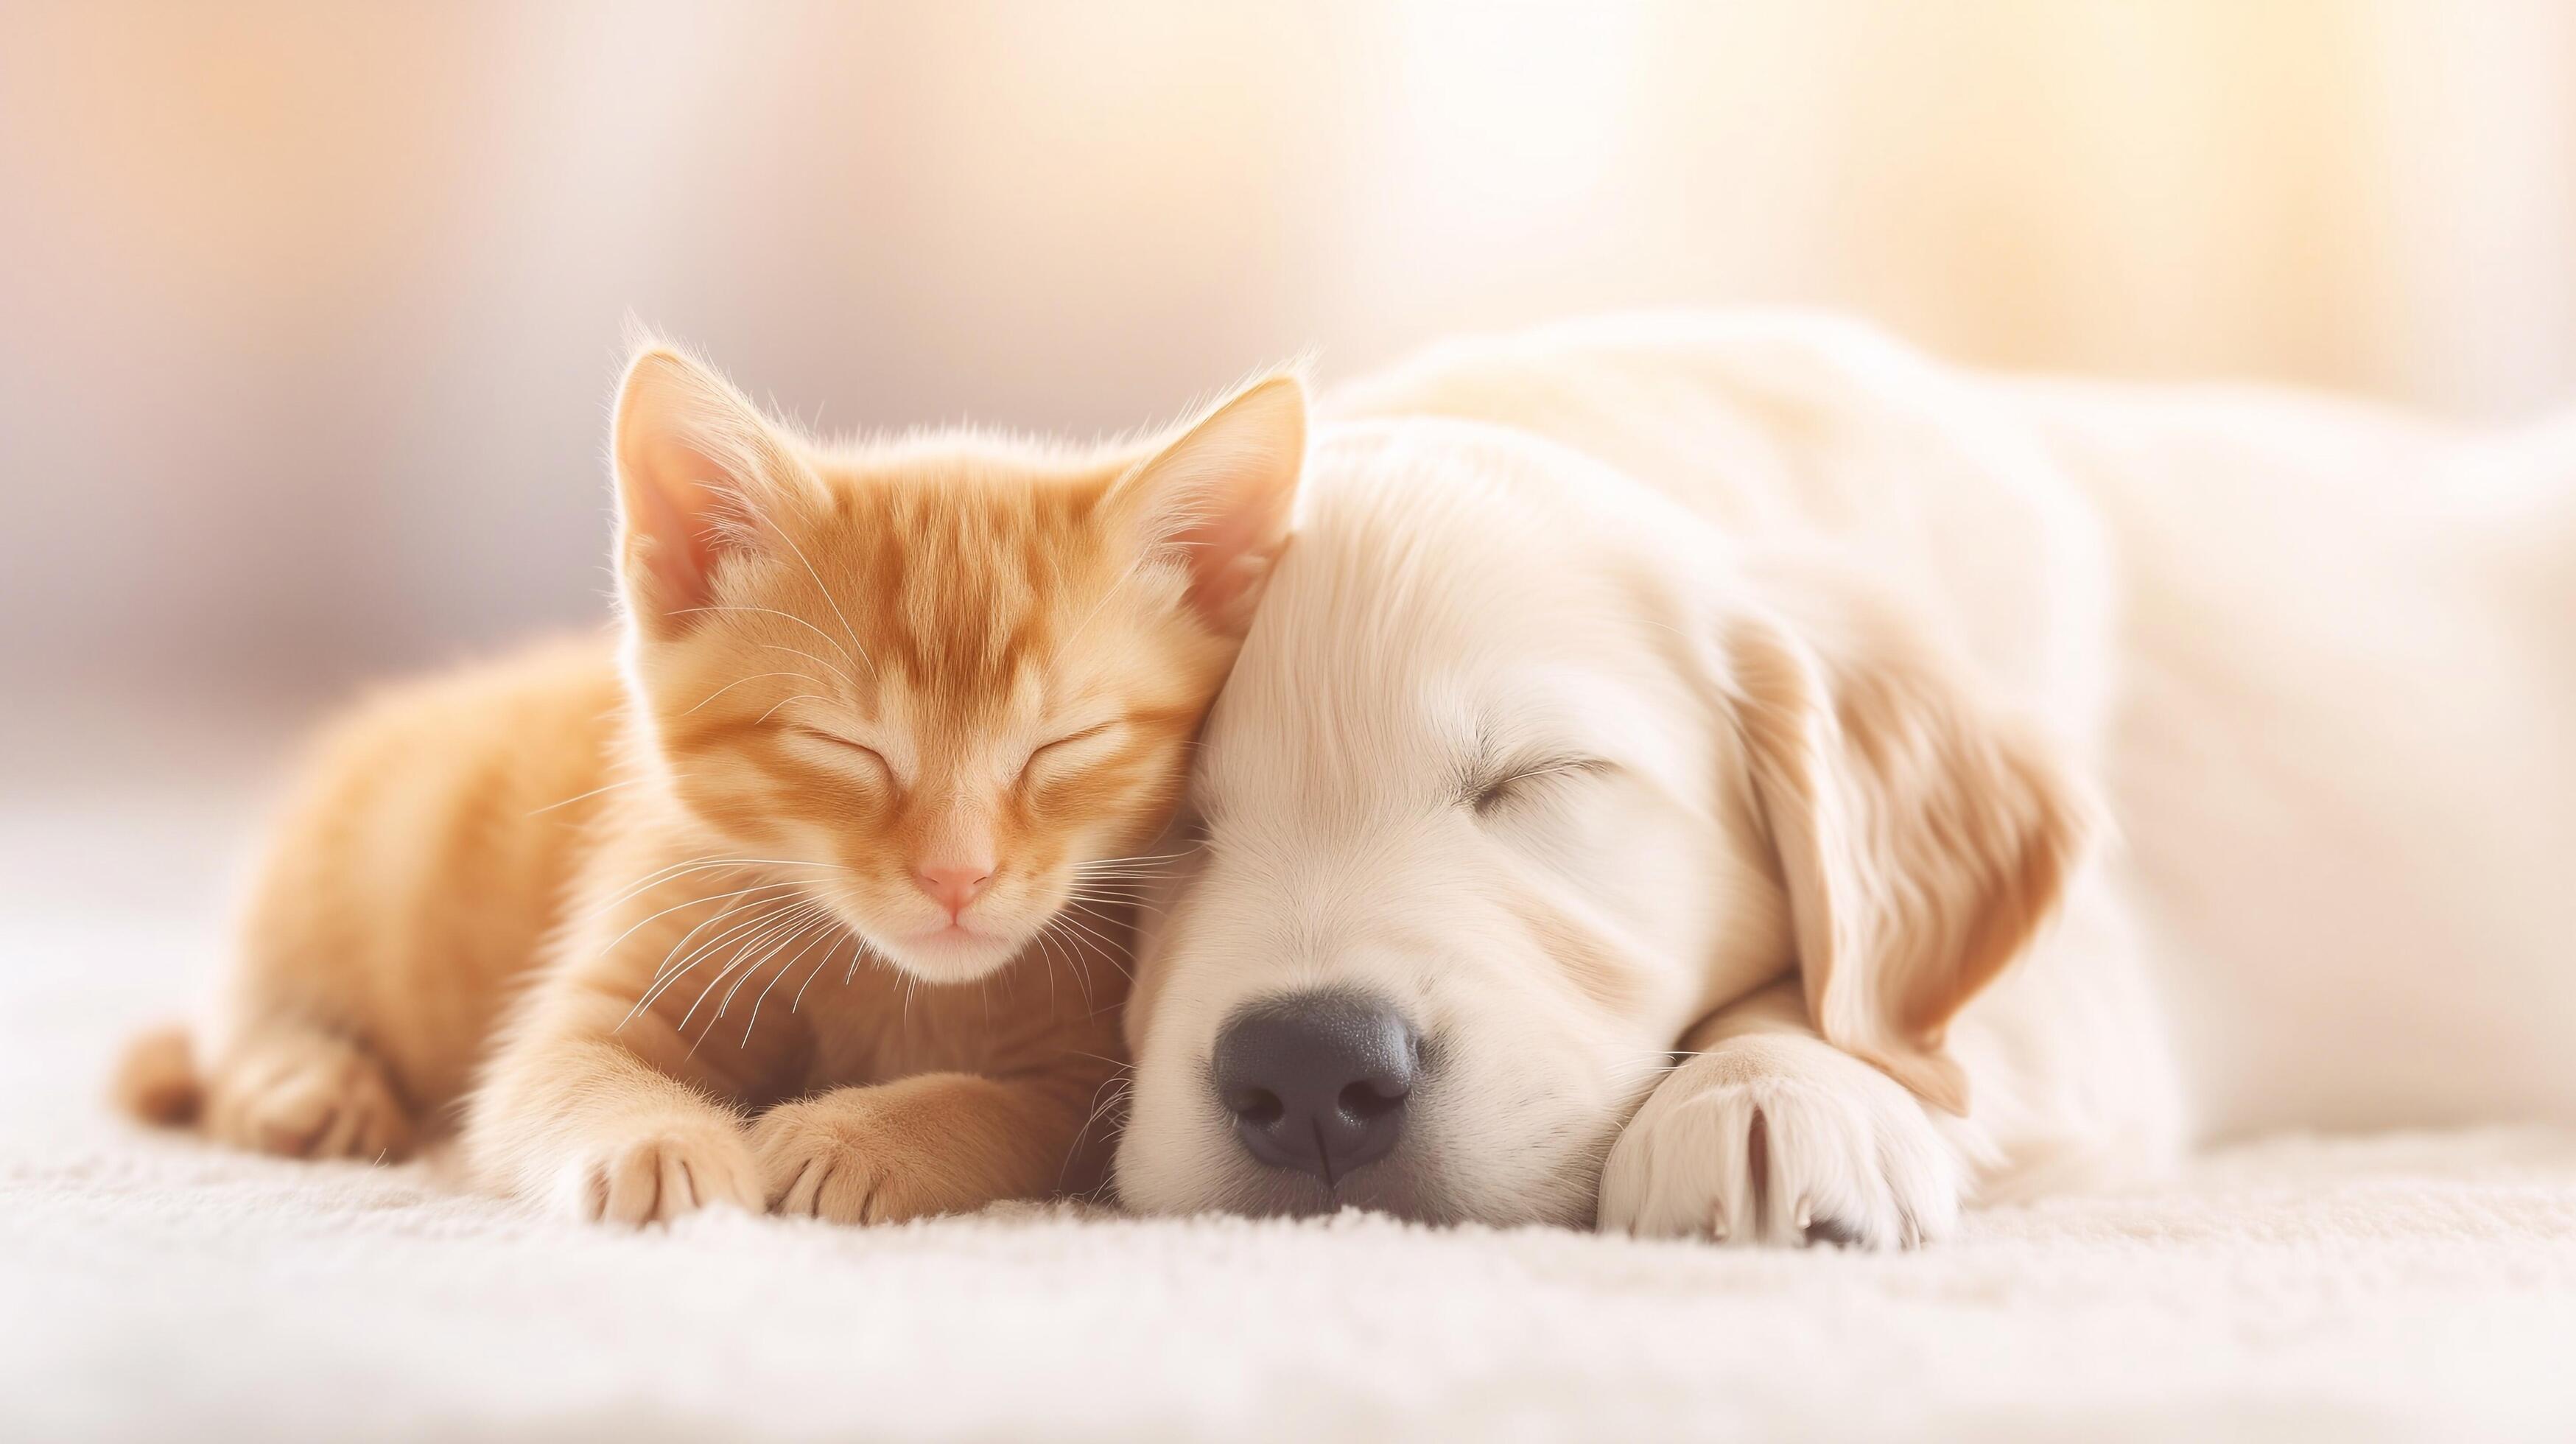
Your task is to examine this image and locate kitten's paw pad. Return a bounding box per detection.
[564,1125,762,1227]
[752,1096,958,1225]
[1597,1037,1958,1250]
[206,1030,415,1162]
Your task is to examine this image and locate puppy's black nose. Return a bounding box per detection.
[1213,991,1419,1186]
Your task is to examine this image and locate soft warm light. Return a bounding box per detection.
[1,1,2571,699]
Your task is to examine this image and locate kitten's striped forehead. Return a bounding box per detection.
[808,456,1131,715]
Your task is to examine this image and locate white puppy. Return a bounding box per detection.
[1113,312,2576,1245]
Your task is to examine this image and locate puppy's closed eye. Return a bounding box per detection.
[1467,757,1610,816]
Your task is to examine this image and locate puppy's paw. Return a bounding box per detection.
[560,1119,762,1227]
[205,1026,415,1163]
[751,1087,975,1225]
[1598,1034,1958,1249]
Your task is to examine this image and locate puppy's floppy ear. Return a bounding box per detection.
[1109,371,1307,638]
[611,339,816,639]
[1721,596,2094,1115]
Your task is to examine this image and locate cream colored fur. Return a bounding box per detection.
[1117,312,2576,1244]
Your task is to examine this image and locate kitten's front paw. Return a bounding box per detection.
[206,1026,415,1162]
[751,1088,969,1225]
[561,1120,762,1227]
[1598,1035,1959,1249]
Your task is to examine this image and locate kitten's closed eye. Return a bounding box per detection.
[1019,723,1122,786]
[793,726,894,783]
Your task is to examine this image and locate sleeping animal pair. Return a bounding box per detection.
[122,315,2576,1244]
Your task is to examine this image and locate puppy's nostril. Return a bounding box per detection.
[1338,1078,1406,1121]
[1224,1086,1285,1128]
[1211,990,1422,1186]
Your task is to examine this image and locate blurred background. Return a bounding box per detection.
[4,0,2575,767]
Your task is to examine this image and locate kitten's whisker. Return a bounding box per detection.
[791,931,853,1014]
[1078,850,1198,866]
[675,904,821,1037]
[1038,929,1059,1012]
[524,776,652,818]
[668,604,863,669]
[1035,927,1093,1016]
[718,902,828,1006]
[1063,898,1146,933]
[743,915,843,1046]
[1066,892,1159,913]
[1047,910,1134,982]
[582,856,765,916]
[600,880,813,975]
[1040,923,1133,1016]
[629,897,807,1020]
[639,889,773,986]
[753,693,835,726]
[761,523,880,680]
[1057,1073,1134,1194]
[715,908,819,1021]
[628,904,791,1024]
[1056,550,1154,657]
[721,907,832,1044]
[1047,908,1120,955]
[580,857,839,919]
[686,671,827,715]
[759,643,858,690]
[1065,889,1162,916]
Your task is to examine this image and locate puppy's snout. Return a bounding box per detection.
[1212,991,1419,1186]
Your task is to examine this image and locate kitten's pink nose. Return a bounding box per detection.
[916,862,994,920]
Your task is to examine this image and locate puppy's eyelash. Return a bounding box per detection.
[1467,757,1607,814]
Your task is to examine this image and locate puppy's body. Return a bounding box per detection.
[1345,317,2576,1141]
[2013,385,2576,1138]
[1117,313,2576,1239]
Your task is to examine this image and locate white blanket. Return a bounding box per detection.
[9,791,2576,1440]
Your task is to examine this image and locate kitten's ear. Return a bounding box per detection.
[1114,372,1307,637]
[611,342,810,637]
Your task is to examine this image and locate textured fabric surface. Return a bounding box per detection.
[9,788,2576,1440]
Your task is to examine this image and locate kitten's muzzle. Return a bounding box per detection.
[914,861,993,920]
[1212,989,1420,1187]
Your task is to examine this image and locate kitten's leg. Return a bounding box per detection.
[201,1020,416,1162]
[464,981,769,1226]
[119,645,625,1160]
[751,1068,1107,1224]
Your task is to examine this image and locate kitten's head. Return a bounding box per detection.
[609,340,1302,984]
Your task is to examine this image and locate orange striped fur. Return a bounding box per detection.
[117,340,1303,1225]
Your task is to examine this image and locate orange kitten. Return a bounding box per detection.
[115,340,1303,1224]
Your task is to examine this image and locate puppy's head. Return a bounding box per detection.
[1114,421,2089,1225]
